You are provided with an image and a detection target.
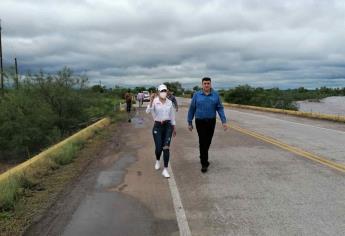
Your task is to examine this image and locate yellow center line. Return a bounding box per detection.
[222,120,345,173]
[180,102,345,174]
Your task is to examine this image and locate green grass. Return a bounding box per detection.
[52,140,85,166]
[0,177,21,212]
[0,173,43,212]
[0,115,125,235]
[0,111,125,218]
[0,136,87,213]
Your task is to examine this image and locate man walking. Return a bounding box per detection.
[167,91,178,112]
[187,77,227,173]
[124,90,133,122]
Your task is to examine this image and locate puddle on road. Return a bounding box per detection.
[63,145,179,236]
[96,153,136,189]
[62,191,154,236]
[97,111,147,190]
[62,190,178,236]
[130,108,148,128]
[131,116,145,128]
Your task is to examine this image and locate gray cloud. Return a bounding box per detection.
[1,0,345,89]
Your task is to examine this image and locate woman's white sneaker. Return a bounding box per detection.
[162,168,170,178]
[155,161,160,170]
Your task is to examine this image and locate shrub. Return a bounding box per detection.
[222,85,345,110]
[52,141,85,166]
[0,67,118,162]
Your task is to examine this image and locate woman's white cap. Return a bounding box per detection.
[158,84,168,92]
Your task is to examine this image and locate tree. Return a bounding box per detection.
[193,86,201,91]
[224,84,254,105]
[0,67,118,162]
[164,81,184,95]
[297,87,307,93]
[32,68,89,136]
[133,86,147,93]
[148,86,156,93]
[91,85,105,93]
[0,87,57,160]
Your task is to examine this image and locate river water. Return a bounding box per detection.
[296,96,345,116]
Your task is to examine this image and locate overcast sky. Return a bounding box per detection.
[1,0,345,89]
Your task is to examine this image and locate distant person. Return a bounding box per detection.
[167,91,178,112]
[137,92,144,107]
[124,90,133,122]
[140,91,145,106]
[187,77,227,173]
[146,84,176,178]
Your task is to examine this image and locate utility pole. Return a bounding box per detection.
[0,19,4,94]
[15,57,18,89]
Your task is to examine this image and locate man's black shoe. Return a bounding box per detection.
[201,166,208,173]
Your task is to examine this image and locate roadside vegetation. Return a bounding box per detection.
[0,67,123,164]
[0,67,129,234]
[0,120,124,235]
[220,85,345,110]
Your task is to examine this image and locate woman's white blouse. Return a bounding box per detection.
[146,97,176,125]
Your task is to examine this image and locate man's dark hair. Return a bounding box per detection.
[202,77,211,82]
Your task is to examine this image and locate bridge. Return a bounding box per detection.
[24,98,345,235]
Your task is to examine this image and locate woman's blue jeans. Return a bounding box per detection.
[152,121,173,168]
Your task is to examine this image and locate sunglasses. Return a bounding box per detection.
[160,89,167,92]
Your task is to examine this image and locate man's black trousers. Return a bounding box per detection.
[195,118,216,167]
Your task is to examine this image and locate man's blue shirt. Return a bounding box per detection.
[187,90,227,125]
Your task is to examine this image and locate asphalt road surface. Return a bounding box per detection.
[27,98,345,236]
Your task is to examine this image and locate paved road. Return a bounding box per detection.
[179,97,345,165]
[28,99,345,236]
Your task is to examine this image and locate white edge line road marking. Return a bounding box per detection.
[227,109,345,135]
[168,165,192,236]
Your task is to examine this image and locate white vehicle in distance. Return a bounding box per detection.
[143,91,150,102]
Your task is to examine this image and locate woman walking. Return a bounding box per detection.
[146,84,176,178]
